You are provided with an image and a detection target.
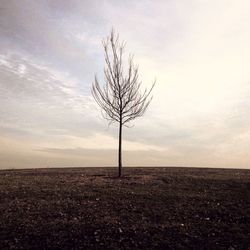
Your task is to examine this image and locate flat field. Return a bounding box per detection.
[0,167,249,249]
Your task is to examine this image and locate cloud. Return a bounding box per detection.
[0,53,100,139]
[0,0,106,87]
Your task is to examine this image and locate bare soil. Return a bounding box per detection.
[0,167,249,249]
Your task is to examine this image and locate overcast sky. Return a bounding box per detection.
[0,0,250,169]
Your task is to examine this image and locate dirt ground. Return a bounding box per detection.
[0,167,249,249]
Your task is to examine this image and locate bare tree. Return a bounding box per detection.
[92,30,155,177]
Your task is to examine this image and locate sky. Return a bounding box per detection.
[0,0,250,169]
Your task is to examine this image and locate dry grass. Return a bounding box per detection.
[0,167,249,249]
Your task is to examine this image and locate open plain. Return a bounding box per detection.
[0,167,249,249]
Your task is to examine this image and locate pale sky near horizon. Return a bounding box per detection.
[0,0,250,169]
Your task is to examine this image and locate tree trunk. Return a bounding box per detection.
[118,120,122,177]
